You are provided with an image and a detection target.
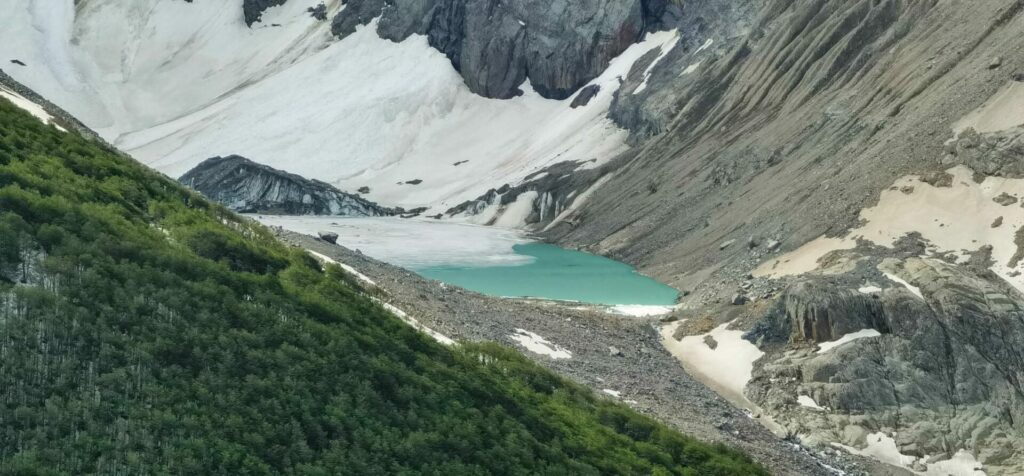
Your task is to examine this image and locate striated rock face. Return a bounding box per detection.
[747,256,1024,469]
[179,155,396,216]
[331,0,666,99]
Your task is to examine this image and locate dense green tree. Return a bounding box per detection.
[0,98,767,475]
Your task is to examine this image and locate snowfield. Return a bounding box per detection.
[0,0,679,219]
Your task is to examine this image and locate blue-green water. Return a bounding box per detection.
[415,243,679,306]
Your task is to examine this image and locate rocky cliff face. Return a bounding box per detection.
[331,0,659,99]
[743,248,1024,472]
[179,155,396,216]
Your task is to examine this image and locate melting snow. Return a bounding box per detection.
[509,329,572,359]
[0,86,64,130]
[305,250,454,345]
[633,30,680,94]
[608,304,676,317]
[1,1,679,213]
[797,395,824,410]
[835,433,986,476]
[883,272,924,300]
[816,329,882,354]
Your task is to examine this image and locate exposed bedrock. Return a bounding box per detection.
[746,256,1024,471]
[329,0,755,100]
[547,0,1024,293]
[179,155,397,216]
[242,0,288,26]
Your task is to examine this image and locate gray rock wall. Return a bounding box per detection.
[179,155,397,216]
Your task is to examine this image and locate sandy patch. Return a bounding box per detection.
[660,320,763,399]
[955,81,1024,134]
[754,166,1024,291]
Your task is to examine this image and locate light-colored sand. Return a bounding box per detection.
[954,81,1024,134]
[754,166,1024,291]
[660,320,764,399]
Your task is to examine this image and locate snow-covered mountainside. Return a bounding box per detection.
[0,0,692,217]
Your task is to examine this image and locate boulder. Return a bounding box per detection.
[318,231,339,244]
[993,192,1018,206]
[570,85,601,108]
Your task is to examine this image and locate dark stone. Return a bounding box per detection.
[9,59,26,66]
[405,179,423,185]
[570,85,601,108]
[179,155,396,216]
[357,186,371,194]
[243,0,288,26]
[308,2,328,21]
[318,231,339,244]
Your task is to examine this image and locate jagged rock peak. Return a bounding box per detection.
[179,155,398,217]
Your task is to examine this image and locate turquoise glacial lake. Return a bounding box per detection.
[416,243,679,306]
[255,216,678,306]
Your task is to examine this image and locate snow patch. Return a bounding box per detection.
[754,166,1024,292]
[857,285,882,294]
[510,329,572,359]
[602,389,622,398]
[2,3,678,214]
[307,250,377,286]
[660,320,763,399]
[797,395,825,410]
[883,272,924,300]
[0,86,64,131]
[305,250,454,345]
[835,433,986,476]
[608,304,676,317]
[816,329,882,354]
[633,30,679,95]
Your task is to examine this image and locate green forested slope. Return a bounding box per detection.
[0,99,766,475]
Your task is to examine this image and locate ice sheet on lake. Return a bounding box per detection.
[258,216,533,269]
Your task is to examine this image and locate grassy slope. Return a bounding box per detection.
[0,99,767,475]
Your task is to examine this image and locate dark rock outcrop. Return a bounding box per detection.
[570,85,601,109]
[747,256,1024,468]
[243,0,288,26]
[179,155,397,216]
[331,0,675,99]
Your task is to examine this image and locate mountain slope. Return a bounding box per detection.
[0,97,766,473]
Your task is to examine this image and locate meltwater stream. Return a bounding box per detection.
[256,216,678,307]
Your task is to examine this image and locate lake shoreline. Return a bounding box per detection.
[272,228,862,476]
